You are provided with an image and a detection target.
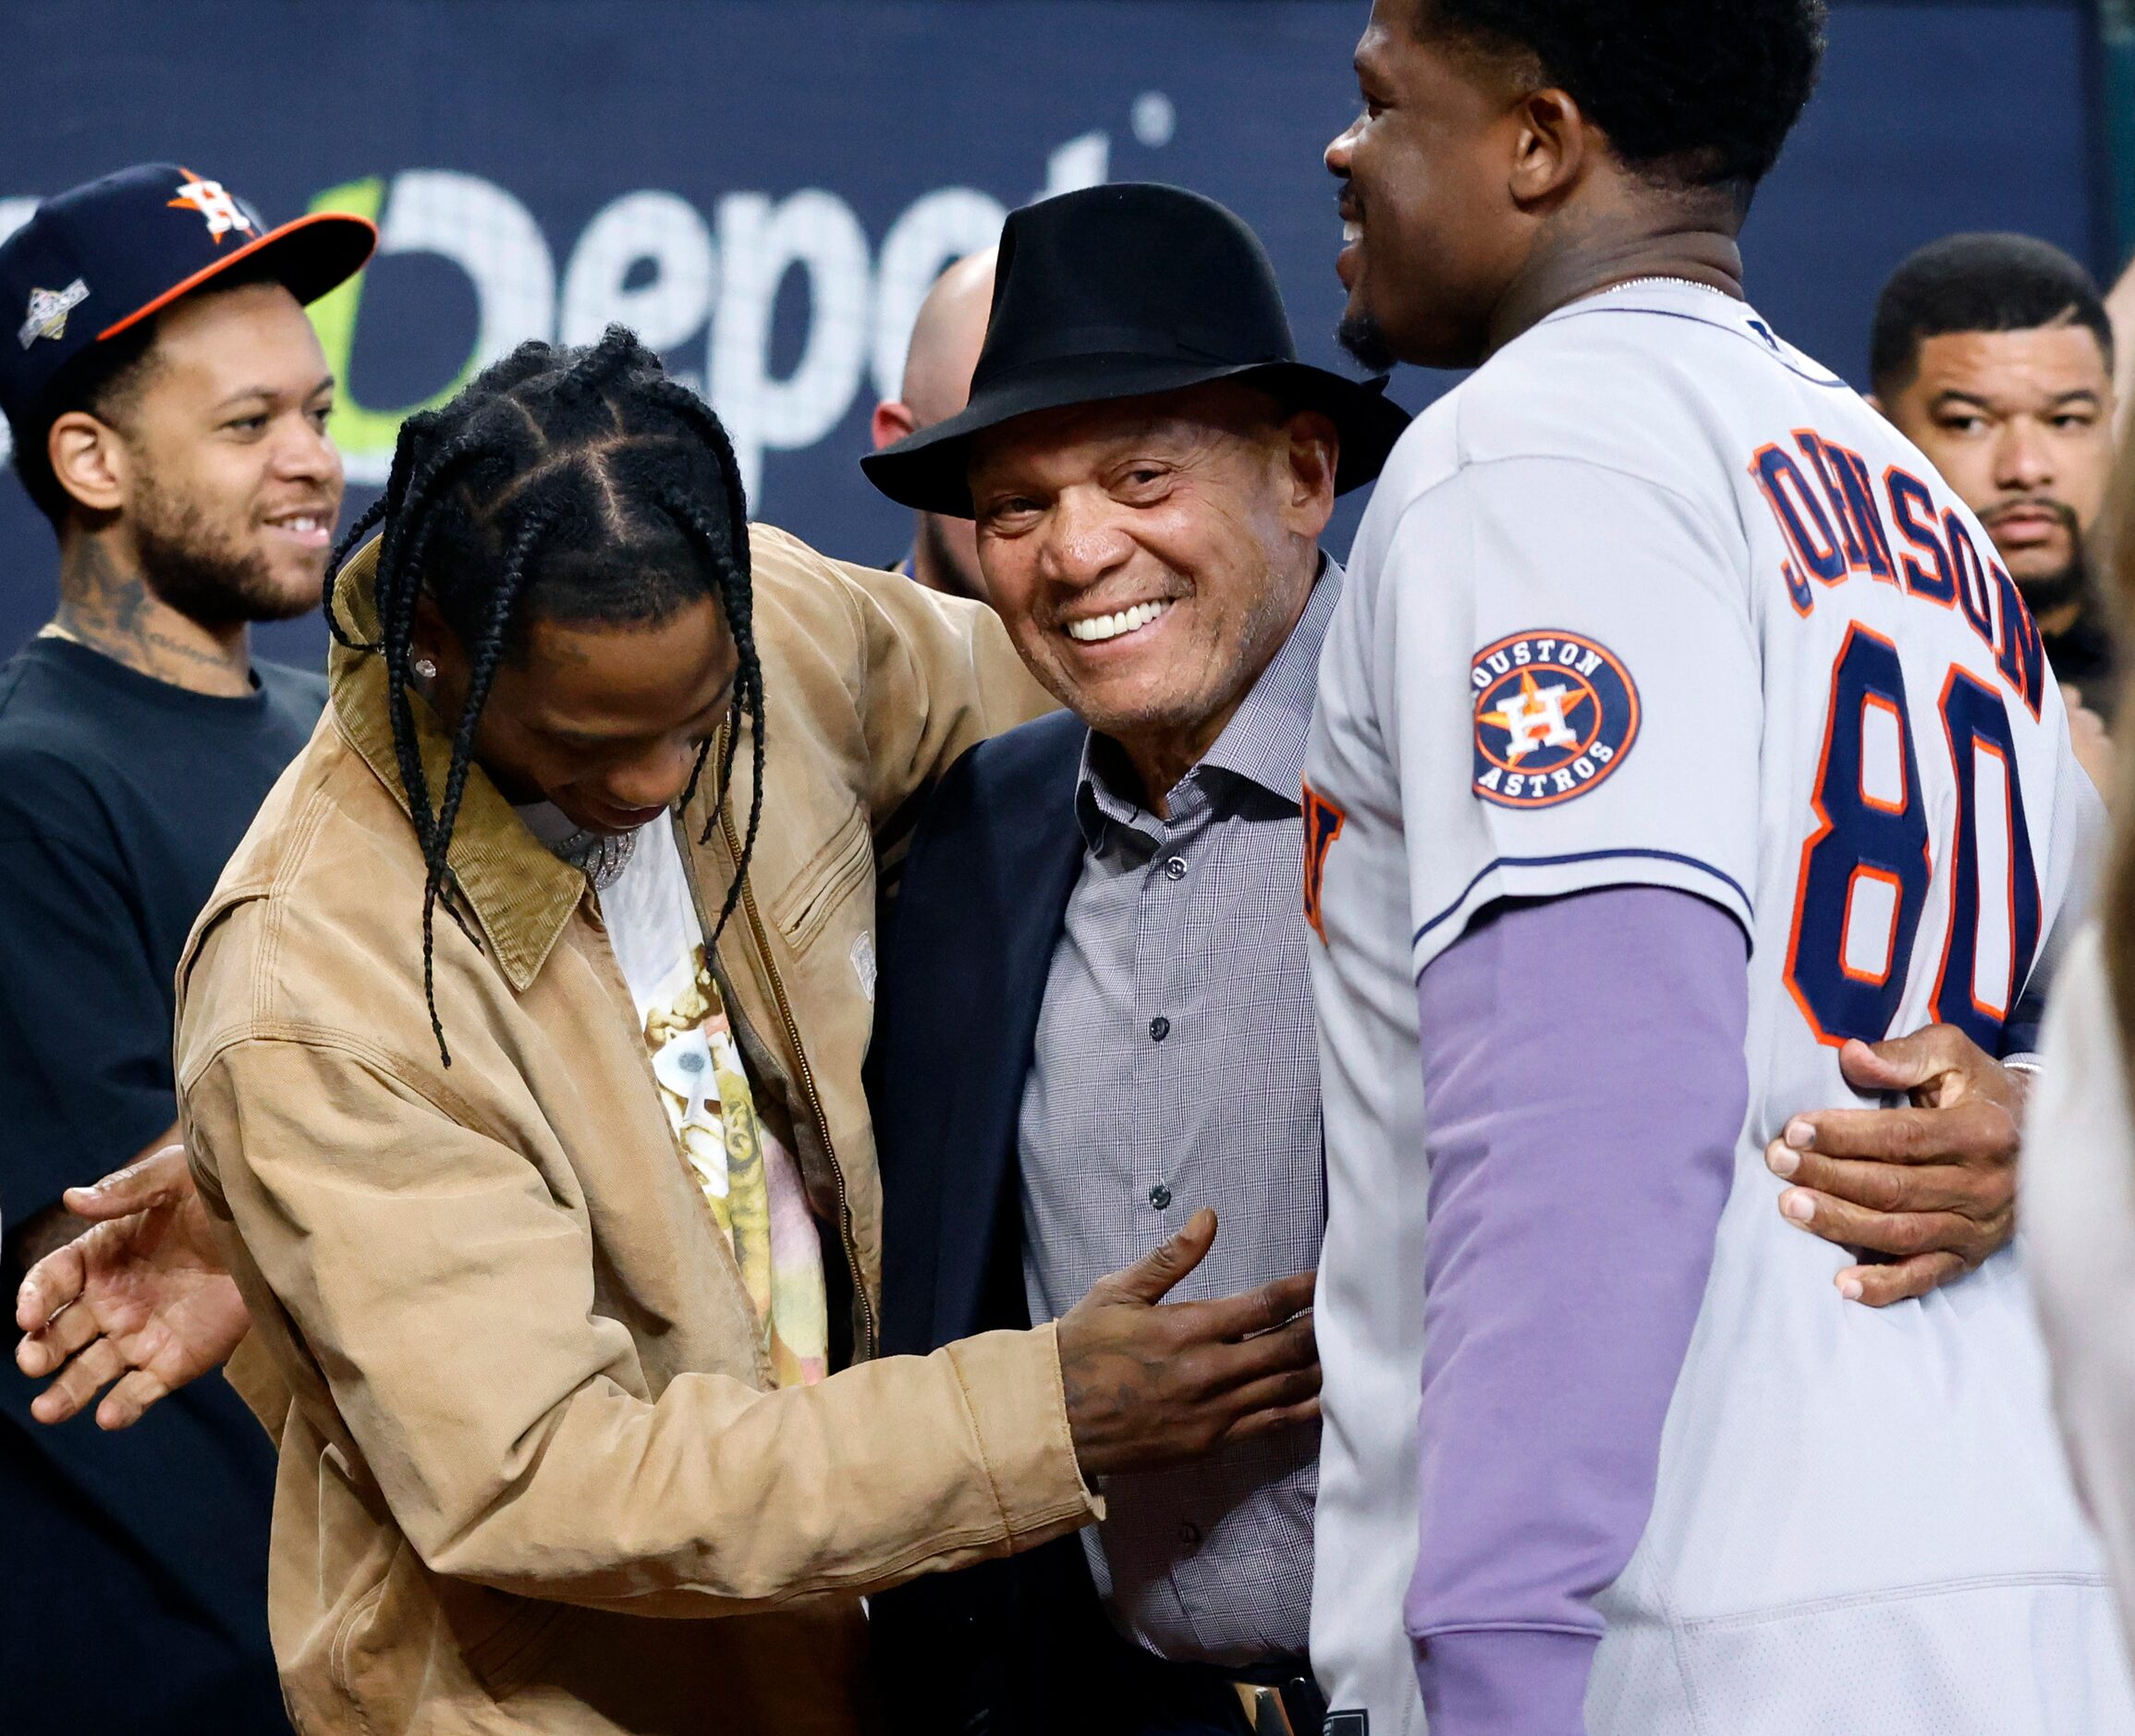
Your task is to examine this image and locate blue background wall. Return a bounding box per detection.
[0,0,2104,662]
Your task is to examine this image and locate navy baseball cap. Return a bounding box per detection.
[0,162,376,429]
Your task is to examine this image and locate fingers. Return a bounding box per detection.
[1185,1268,1318,1342]
[1836,1025,1984,1098]
[1102,1207,1219,1305]
[1211,1365,1324,1442]
[1223,1396,1323,1446]
[1836,1031,1946,1095]
[94,1367,172,1432]
[26,1378,91,1427]
[1835,1253,1967,1309]
[1766,1146,2009,1221]
[1767,1095,2013,1168]
[15,1239,88,1333]
[1176,1308,1318,1397]
[60,1144,189,1221]
[16,1284,101,1376]
[1197,1350,1324,1452]
[1775,1182,2001,1264]
[28,1336,128,1426]
[1214,1358,1324,1416]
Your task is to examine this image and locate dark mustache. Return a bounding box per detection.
[1982,498,2080,534]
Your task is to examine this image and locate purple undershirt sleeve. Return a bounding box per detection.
[1407,886,1749,1735]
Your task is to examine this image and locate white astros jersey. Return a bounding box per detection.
[1302,281,2129,1734]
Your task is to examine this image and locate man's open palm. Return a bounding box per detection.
[15,1144,249,1429]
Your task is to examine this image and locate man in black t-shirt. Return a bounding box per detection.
[0,165,372,1736]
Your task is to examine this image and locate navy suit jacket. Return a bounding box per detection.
[868,710,1132,1735]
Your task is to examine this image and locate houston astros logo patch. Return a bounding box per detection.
[1471,630,1640,809]
[168,170,257,245]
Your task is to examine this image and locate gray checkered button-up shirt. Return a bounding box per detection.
[1017,563,1339,1668]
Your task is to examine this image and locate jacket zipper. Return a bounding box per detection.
[702,774,880,1362]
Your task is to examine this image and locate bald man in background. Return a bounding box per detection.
[873,250,995,601]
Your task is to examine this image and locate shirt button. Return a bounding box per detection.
[678,1051,705,1074]
[1149,1016,1170,1042]
[1179,1521,1202,1547]
[1163,855,1188,881]
[1149,1182,1173,1211]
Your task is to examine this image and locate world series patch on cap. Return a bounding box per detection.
[0,162,376,431]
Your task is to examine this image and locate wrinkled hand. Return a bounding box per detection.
[1764,1026,2023,1307]
[15,1144,250,1428]
[2065,683,2115,805]
[1057,1207,1319,1479]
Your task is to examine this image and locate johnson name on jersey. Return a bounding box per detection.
[1304,281,2127,1734]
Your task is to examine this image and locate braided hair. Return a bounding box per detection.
[324,327,764,1067]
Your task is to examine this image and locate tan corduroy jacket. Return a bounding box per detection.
[175,527,1092,1735]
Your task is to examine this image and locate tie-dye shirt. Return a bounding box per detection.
[518,802,828,1388]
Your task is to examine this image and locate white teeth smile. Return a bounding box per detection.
[1066,600,1172,644]
[1343,220,1362,244]
[268,513,332,546]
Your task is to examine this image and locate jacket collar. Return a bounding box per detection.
[327,536,587,992]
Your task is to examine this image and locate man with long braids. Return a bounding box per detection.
[17,327,1320,1735]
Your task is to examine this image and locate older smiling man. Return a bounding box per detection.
[860,184,1407,1736]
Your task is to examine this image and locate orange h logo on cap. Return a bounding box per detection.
[167,170,255,245]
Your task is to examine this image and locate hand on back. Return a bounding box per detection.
[1765,1024,2022,1306]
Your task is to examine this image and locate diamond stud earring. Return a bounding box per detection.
[413,657,438,681]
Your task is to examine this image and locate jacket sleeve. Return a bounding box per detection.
[222,1328,294,1443]
[184,1033,1099,1618]
[815,545,1058,827]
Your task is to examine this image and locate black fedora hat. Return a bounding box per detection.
[861,183,1410,518]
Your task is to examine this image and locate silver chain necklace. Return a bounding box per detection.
[556,826,639,889]
[1600,275,1733,300]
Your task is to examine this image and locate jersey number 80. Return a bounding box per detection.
[1784,623,2041,1052]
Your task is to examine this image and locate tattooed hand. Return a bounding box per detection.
[1055,1207,1320,1480]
